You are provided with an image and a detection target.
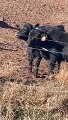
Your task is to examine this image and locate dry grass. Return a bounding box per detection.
[0,78,68,120]
[55,62,68,84]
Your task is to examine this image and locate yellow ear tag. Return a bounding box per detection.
[41,35,47,41]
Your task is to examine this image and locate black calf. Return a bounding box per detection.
[16,23,66,77]
[27,28,64,77]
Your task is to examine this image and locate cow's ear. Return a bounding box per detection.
[41,34,47,41]
[34,23,40,28]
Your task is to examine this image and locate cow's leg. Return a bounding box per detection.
[48,54,56,75]
[34,57,42,77]
[55,60,61,73]
[28,56,33,73]
[28,48,33,73]
[48,61,55,75]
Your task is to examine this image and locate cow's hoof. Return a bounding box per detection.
[34,73,38,78]
[54,70,59,74]
[28,69,32,73]
[48,71,54,76]
[34,74,38,78]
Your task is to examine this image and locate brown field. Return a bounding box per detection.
[0,0,68,119]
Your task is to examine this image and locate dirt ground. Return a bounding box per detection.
[0,0,68,119]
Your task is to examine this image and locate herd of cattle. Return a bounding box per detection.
[16,23,68,77]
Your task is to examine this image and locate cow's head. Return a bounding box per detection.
[16,23,33,41]
[16,23,40,41]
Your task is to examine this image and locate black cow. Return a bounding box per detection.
[16,23,66,77]
[27,28,68,77]
[27,28,64,77]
